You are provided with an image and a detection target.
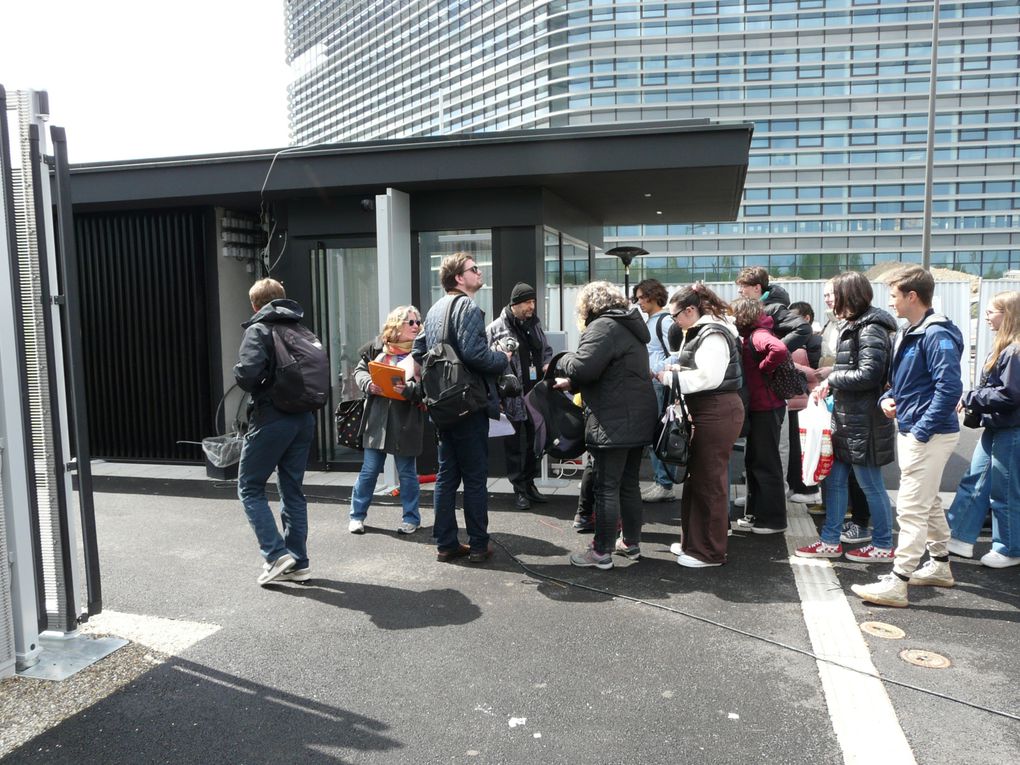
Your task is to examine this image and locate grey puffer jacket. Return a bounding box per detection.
[826,306,897,466]
[556,307,658,449]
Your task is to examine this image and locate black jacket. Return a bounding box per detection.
[826,307,897,466]
[762,284,811,352]
[556,307,658,449]
[965,344,1020,429]
[233,298,305,427]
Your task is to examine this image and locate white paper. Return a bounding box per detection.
[488,413,515,438]
[396,354,416,379]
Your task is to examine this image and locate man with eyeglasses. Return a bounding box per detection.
[632,278,677,503]
[487,282,554,509]
[413,253,510,564]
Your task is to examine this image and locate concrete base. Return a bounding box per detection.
[17,632,128,682]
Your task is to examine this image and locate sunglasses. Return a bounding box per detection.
[461,265,481,275]
[405,319,422,326]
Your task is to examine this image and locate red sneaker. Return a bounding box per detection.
[795,540,843,559]
[845,545,895,562]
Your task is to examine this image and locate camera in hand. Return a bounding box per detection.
[497,336,519,353]
[497,372,522,399]
[962,407,981,429]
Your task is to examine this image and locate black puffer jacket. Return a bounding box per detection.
[556,307,658,449]
[234,298,305,427]
[826,306,897,466]
[762,284,811,352]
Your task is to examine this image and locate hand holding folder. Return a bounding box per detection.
[368,361,407,400]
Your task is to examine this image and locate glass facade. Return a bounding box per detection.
[287,0,1020,279]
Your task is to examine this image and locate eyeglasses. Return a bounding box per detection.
[405,319,422,326]
[670,311,684,320]
[460,265,481,275]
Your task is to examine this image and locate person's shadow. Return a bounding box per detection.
[268,578,482,630]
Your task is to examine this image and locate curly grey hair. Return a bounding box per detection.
[575,280,628,329]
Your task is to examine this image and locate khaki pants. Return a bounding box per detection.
[892,431,960,577]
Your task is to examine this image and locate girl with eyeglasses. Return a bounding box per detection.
[348,305,425,536]
[945,290,1020,569]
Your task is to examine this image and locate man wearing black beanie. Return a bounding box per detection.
[487,282,554,509]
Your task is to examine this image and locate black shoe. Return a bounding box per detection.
[572,514,594,533]
[525,483,549,504]
[514,492,531,510]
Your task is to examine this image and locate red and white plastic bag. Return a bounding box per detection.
[799,399,833,487]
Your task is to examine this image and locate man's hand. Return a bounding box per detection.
[881,398,897,419]
[552,377,571,391]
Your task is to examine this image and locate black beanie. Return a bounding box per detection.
[510,282,536,305]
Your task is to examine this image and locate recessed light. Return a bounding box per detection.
[644,193,652,198]
[656,210,663,215]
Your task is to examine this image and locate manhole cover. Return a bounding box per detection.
[861,621,906,639]
[899,649,951,669]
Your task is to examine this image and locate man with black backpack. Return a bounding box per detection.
[413,253,510,564]
[234,278,327,586]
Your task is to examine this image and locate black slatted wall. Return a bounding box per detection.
[75,209,213,461]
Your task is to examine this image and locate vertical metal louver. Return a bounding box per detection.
[74,209,214,461]
[0,460,14,676]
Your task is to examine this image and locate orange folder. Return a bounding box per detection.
[368,361,406,400]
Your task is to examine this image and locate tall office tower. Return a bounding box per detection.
[286,1,1020,280]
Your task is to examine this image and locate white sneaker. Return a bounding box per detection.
[396,522,419,535]
[257,553,296,586]
[733,495,747,508]
[981,550,1020,568]
[908,560,954,587]
[789,491,822,504]
[851,573,908,607]
[947,538,974,558]
[677,552,722,568]
[278,566,311,583]
[669,542,683,556]
[641,484,676,503]
[348,519,366,534]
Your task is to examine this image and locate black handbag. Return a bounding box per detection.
[654,376,692,480]
[334,398,366,449]
[962,407,982,429]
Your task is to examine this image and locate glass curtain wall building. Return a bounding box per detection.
[287,0,1020,281]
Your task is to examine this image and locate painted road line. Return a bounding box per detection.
[786,502,917,765]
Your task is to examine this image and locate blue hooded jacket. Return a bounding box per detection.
[884,309,964,441]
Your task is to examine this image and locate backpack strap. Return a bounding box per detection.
[438,294,468,352]
[654,313,669,357]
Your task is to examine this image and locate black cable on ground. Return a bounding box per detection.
[488,535,1020,724]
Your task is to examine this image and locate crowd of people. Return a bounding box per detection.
[233,260,1020,610]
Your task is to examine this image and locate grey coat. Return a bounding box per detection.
[354,345,424,457]
[555,307,658,450]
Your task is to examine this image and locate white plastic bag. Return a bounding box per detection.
[799,399,833,487]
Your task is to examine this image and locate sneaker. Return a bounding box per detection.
[980,550,1020,569]
[613,537,641,560]
[795,540,843,558]
[750,524,787,535]
[908,559,954,587]
[677,552,723,568]
[572,514,594,533]
[569,545,614,570]
[807,504,827,516]
[851,573,908,608]
[840,522,872,545]
[257,553,296,586]
[641,484,676,503]
[789,491,822,504]
[844,544,895,562]
[733,515,755,531]
[277,566,311,583]
[733,494,747,508]
[436,543,470,563]
[669,541,683,556]
[396,522,419,535]
[348,519,366,534]
[947,538,974,559]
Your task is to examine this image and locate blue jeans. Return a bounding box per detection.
[648,380,675,489]
[350,448,421,525]
[947,426,1020,556]
[821,459,894,549]
[433,409,490,552]
[237,412,316,568]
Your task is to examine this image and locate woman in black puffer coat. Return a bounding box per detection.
[795,271,898,562]
[554,281,658,570]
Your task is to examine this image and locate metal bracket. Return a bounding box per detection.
[49,294,65,305]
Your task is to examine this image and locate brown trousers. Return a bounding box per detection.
[681,391,745,564]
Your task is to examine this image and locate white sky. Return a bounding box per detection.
[2,1,291,163]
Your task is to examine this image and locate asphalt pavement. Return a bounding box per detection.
[5,473,1018,764]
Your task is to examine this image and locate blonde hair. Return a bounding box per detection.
[381,305,421,343]
[575,281,627,329]
[249,278,285,309]
[985,291,1020,372]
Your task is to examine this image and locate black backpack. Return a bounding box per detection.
[524,352,586,460]
[270,323,330,413]
[420,295,489,430]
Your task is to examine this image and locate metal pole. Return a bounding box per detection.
[921,0,942,269]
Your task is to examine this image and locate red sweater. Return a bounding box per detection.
[740,315,790,412]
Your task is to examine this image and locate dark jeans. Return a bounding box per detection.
[433,409,490,552]
[577,454,595,519]
[592,446,643,554]
[504,416,538,492]
[237,411,316,568]
[745,407,787,529]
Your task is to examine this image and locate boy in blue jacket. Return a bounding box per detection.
[852,266,963,607]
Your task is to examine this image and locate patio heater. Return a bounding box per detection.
[606,246,648,299]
